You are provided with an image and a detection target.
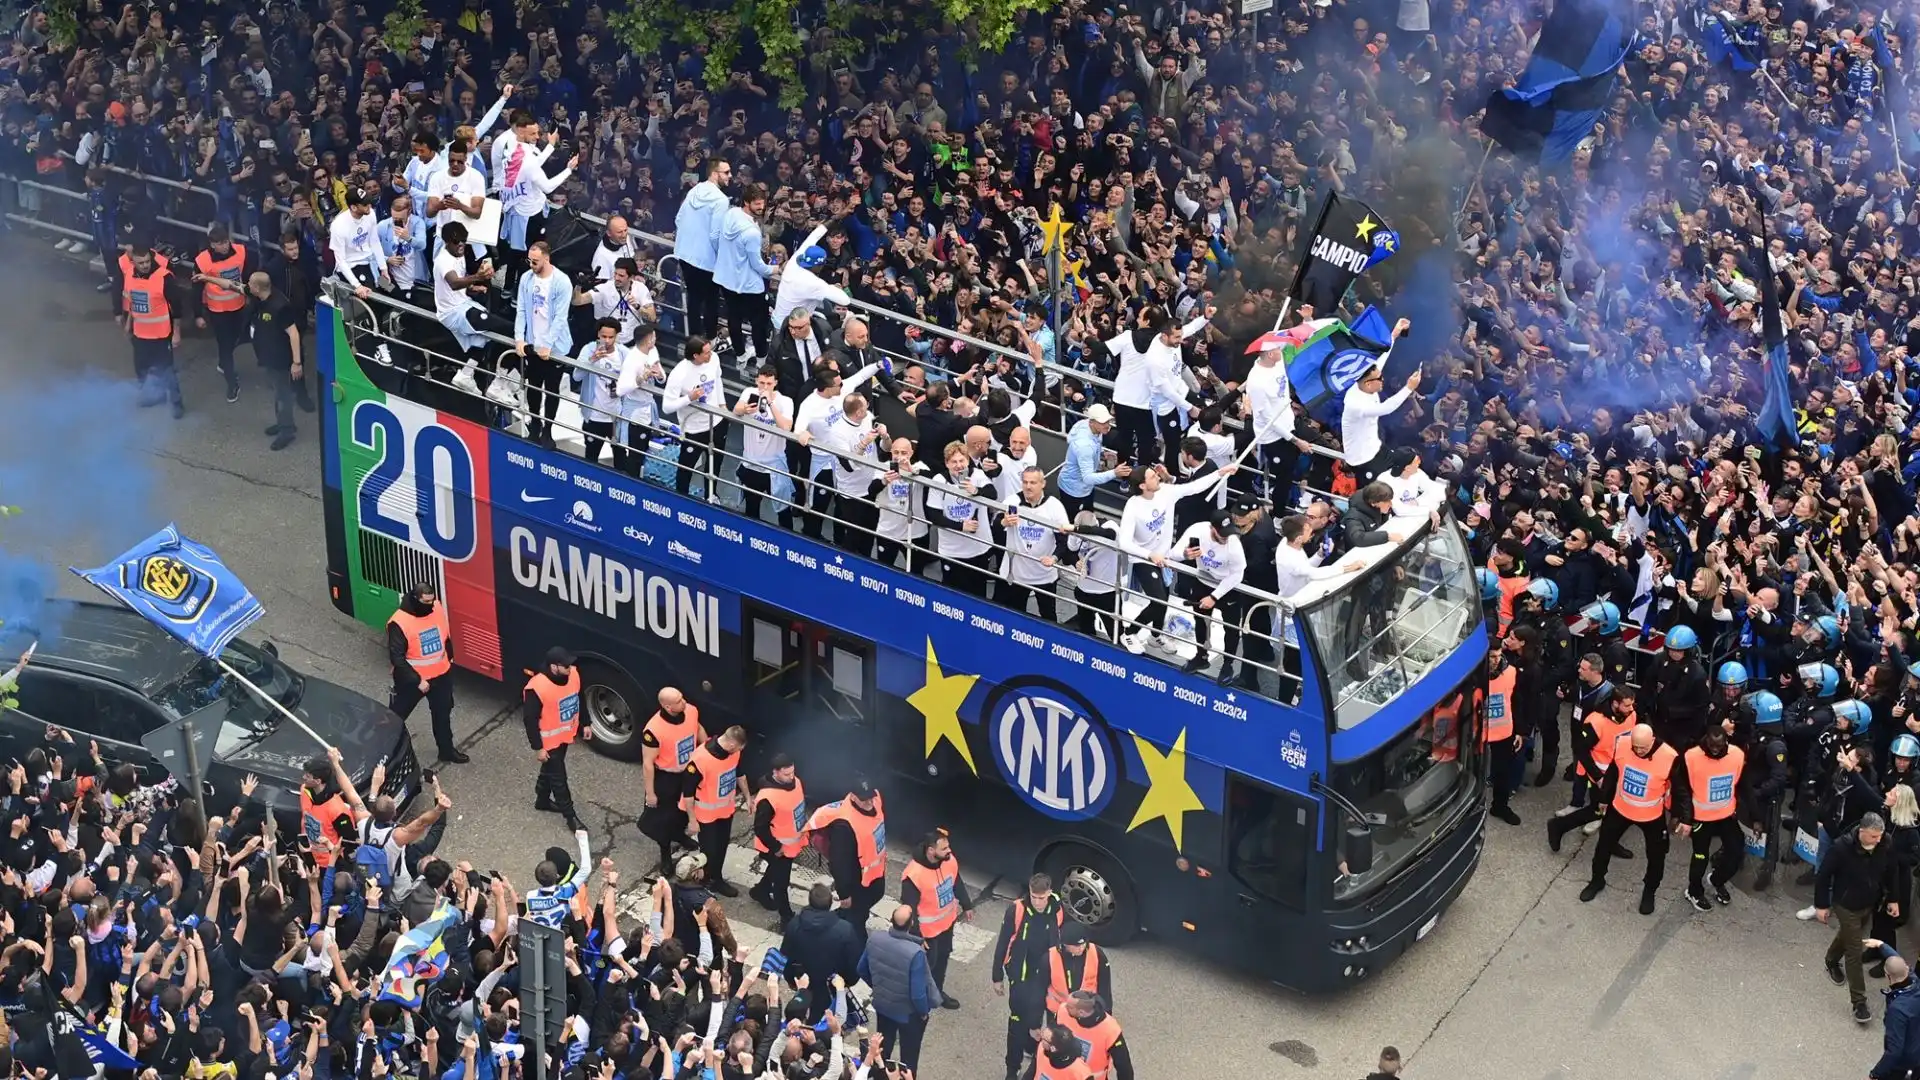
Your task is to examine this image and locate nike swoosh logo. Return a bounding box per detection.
[519,491,555,504]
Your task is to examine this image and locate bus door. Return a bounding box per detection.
[740,600,877,794]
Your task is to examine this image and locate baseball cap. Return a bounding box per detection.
[1231,496,1261,517]
[851,777,879,801]
[1085,403,1115,424]
[546,646,576,667]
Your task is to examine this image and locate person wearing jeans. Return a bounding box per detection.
[1815,813,1901,1024]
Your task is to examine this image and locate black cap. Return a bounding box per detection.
[1061,922,1089,945]
[851,776,879,801]
[546,646,576,667]
[1230,496,1260,517]
[1388,446,1418,472]
[1210,511,1234,533]
[346,184,373,207]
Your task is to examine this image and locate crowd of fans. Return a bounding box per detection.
[9,0,1920,1066]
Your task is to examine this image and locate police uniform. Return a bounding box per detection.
[523,647,585,831]
[386,588,462,761]
[640,697,705,876]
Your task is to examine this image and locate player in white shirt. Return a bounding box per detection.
[502,140,574,255]
[731,366,796,526]
[1066,510,1125,640]
[1383,447,1446,520]
[613,324,667,476]
[1275,513,1366,599]
[1172,514,1248,679]
[821,393,889,559]
[769,228,851,327]
[1107,307,1207,468]
[1241,328,1314,509]
[792,360,885,540]
[573,317,632,468]
[328,187,384,294]
[426,140,490,257]
[1116,462,1238,653]
[993,426,1039,483]
[869,437,930,572]
[572,257,654,343]
[432,221,500,393]
[998,466,1069,621]
[923,440,1001,598]
[661,336,724,497]
[589,215,641,286]
[1338,316,1416,482]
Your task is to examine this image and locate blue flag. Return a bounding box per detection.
[1482,0,1636,166]
[1750,187,1801,451]
[59,1009,141,1071]
[1702,12,1761,72]
[72,525,264,658]
[378,899,459,1007]
[1285,307,1393,425]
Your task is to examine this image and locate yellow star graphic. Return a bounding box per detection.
[907,638,979,775]
[1379,234,1397,254]
[1066,256,1090,291]
[1040,202,1074,256]
[1353,214,1379,242]
[1125,728,1205,851]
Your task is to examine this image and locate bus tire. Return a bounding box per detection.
[1041,844,1139,945]
[577,658,646,763]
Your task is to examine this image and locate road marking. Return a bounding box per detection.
[1588,905,1685,1029]
[611,839,1000,964]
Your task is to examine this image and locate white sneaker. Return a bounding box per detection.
[56,239,80,252]
[1795,905,1819,921]
[1150,634,1175,652]
[450,365,480,395]
[1553,806,1578,818]
[373,343,395,367]
[1582,820,1600,835]
[1122,630,1148,655]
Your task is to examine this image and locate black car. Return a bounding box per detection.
[0,601,420,821]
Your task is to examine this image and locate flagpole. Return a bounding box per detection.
[1457,140,1495,223]
[216,657,335,751]
[1280,192,1337,322]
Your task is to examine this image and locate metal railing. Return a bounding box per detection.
[331,281,1316,701]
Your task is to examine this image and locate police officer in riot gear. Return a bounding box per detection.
[1644,625,1711,748]
[1511,579,1574,786]
[1784,662,1844,790]
[1739,690,1792,891]
[1578,601,1634,693]
[1708,662,1752,744]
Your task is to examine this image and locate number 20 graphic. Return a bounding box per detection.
[352,400,477,561]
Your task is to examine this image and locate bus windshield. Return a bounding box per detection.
[1331,672,1483,901]
[1301,520,1478,729]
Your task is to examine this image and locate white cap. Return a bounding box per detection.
[1084,403,1115,425]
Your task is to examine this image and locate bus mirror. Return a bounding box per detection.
[1342,822,1374,876]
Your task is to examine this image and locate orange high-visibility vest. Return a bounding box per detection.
[1610,734,1678,822]
[1484,664,1517,743]
[682,742,742,823]
[1052,1006,1122,1076]
[527,670,582,751]
[1494,573,1531,633]
[1047,943,1102,1012]
[902,856,960,938]
[121,253,173,339]
[1002,896,1066,969]
[806,795,887,886]
[752,780,808,857]
[1034,1056,1093,1080]
[1685,744,1746,822]
[300,789,350,868]
[195,243,248,312]
[1426,696,1462,762]
[1583,710,1635,778]
[645,704,703,772]
[388,606,452,680]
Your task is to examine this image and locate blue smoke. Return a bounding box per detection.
[1382,251,1461,383]
[0,375,160,644]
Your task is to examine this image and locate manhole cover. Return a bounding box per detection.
[1269,1040,1319,1067]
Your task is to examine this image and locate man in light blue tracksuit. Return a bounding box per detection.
[512,241,575,448]
[673,158,732,340]
[712,183,776,362]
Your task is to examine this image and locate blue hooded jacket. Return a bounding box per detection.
[713,205,773,296]
[673,180,730,271]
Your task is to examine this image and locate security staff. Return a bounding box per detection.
[1485,635,1525,826]
[114,240,189,418]
[1029,1022,1094,1080]
[523,647,588,833]
[1055,991,1133,1080]
[1046,923,1113,1014]
[808,778,888,934]
[1739,690,1791,892]
[750,753,807,925]
[900,830,974,1009]
[994,873,1067,1080]
[1562,685,1637,826]
[192,222,256,402]
[640,687,706,878]
[681,724,748,897]
[385,583,467,764]
[1679,724,1747,911]
[244,271,302,451]
[1579,724,1690,915]
[1644,625,1710,748]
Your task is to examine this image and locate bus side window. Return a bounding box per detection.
[1225,778,1315,909]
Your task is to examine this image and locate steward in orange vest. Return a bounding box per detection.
[116,243,188,415]
[523,647,588,831]
[682,726,747,898]
[1679,725,1747,910]
[1055,990,1133,1080]
[994,874,1068,1078]
[192,222,257,400]
[1046,922,1113,1013]
[1032,1023,1095,1080]
[385,583,465,763]
[900,830,974,1008]
[1580,724,1689,915]
[749,753,806,924]
[1486,637,1526,825]
[640,687,705,877]
[806,778,888,932]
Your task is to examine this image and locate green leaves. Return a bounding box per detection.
[43,0,78,50]
[383,0,428,55]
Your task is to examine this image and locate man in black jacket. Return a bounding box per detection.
[770,308,833,403]
[1343,482,1412,549]
[914,382,972,473]
[778,883,863,1021]
[1815,813,1901,1024]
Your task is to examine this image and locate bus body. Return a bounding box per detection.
[316,299,1489,991]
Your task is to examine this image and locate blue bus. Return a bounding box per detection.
[316,291,1489,990]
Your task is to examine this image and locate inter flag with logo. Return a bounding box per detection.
[1481,0,1635,166]
[1286,192,1399,315]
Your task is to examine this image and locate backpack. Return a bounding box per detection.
[355,841,393,888]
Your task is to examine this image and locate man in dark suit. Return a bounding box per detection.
[1172,435,1224,537]
[914,382,971,473]
[770,307,833,404]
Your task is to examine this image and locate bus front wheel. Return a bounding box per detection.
[1042,845,1139,945]
[578,659,646,762]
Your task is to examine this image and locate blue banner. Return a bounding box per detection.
[72,525,265,657]
[71,1014,141,1071]
[379,899,458,1006]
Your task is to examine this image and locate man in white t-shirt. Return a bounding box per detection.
[426,139,489,257]
[433,221,500,395]
[662,336,724,497]
[998,466,1069,621]
[573,257,655,343]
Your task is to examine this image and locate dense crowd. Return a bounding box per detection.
[11,0,1920,1068]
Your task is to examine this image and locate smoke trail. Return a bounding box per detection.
[0,374,161,642]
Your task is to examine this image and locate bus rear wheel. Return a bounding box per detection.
[578,659,645,762]
[1043,845,1139,945]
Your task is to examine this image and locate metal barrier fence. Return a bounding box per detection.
[329,281,1322,703]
